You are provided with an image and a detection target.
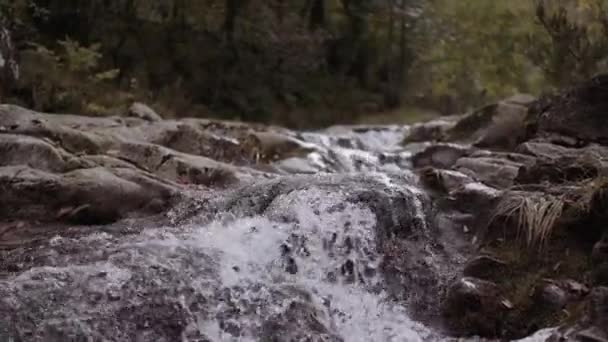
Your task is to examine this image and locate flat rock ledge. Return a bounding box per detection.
[408,76,608,340]
[0,104,316,231]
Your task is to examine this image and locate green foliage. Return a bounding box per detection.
[58,39,102,73]
[411,0,608,113]
[2,0,426,127]
[411,0,543,112]
[2,0,608,125]
[526,0,608,86]
[18,38,120,114]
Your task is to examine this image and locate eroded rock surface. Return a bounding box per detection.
[0,104,326,226]
[406,76,608,340]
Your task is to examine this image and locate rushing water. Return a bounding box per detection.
[0,125,552,341]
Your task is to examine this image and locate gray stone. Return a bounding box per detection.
[128,102,163,121]
[463,255,509,280]
[411,143,472,169]
[533,281,568,310]
[443,277,507,336]
[454,156,523,189]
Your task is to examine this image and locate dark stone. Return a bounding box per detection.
[447,182,501,214]
[532,74,608,144]
[562,279,590,299]
[514,142,608,185]
[418,167,474,194]
[443,277,507,337]
[454,156,523,189]
[576,327,608,342]
[411,143,472,169]
[463,255,509,280]
[588,287,608,327]
[260,301,343,342]
[592,238,608,265]
[533,281,568,310]
[404,119,456,143]
[591,263,608,287]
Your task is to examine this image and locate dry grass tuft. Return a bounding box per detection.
[492,192,565,250]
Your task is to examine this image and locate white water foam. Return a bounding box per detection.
[185,187,440,341]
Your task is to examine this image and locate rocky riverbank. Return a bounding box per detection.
[0,76,607,341]
[409,75,608,341]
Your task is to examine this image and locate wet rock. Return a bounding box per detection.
[591,237,608,265]
[576,327,608,342]
[588,287,608,327]
[117,297,193,340]
[443,277,507,337]
[516,156,600,185]
[128,102,162,121]
[469,150,537,165]
[403,118,457,143]
[517,141,582,161]
[0,165,177,223]
[463,255,509,280]
[260,301,342,342]
[474,108,530,150]
[0,134,82,172]
[533,281,568,310]
[548,287,608,342]
[251,131,316,161]
[411,143,472,169]
[448,182,501,214]
[419,167,474,194]
[0,104,293,226]
[515,142,608,184]
[591,236,608,286]
[153,122,253,163]
[562,279,590,299]
[455,156,523,189]
[591,263,608,287]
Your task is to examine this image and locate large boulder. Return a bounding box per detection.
[0,104,298,226]
[0,165,178,224]
[443,277,510,337]
[403,117,458,143]
[445,94,535,148]
[454,155,524,189]
[548,287,608,342]
[515,142,608,185]
[531,74,608,144]
[411,143,473,169]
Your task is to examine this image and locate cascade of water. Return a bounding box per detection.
[0,125,554,342]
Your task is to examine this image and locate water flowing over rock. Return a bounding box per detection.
[0,102,579,342]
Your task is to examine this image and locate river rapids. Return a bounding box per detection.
[0,125,553,341]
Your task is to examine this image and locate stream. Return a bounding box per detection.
[0,125,553,341]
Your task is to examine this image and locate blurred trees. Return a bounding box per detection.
[0,0,606,126]
[528,0,608,86]
[0,0,424,126]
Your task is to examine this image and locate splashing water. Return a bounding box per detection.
[0,126,553,342]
